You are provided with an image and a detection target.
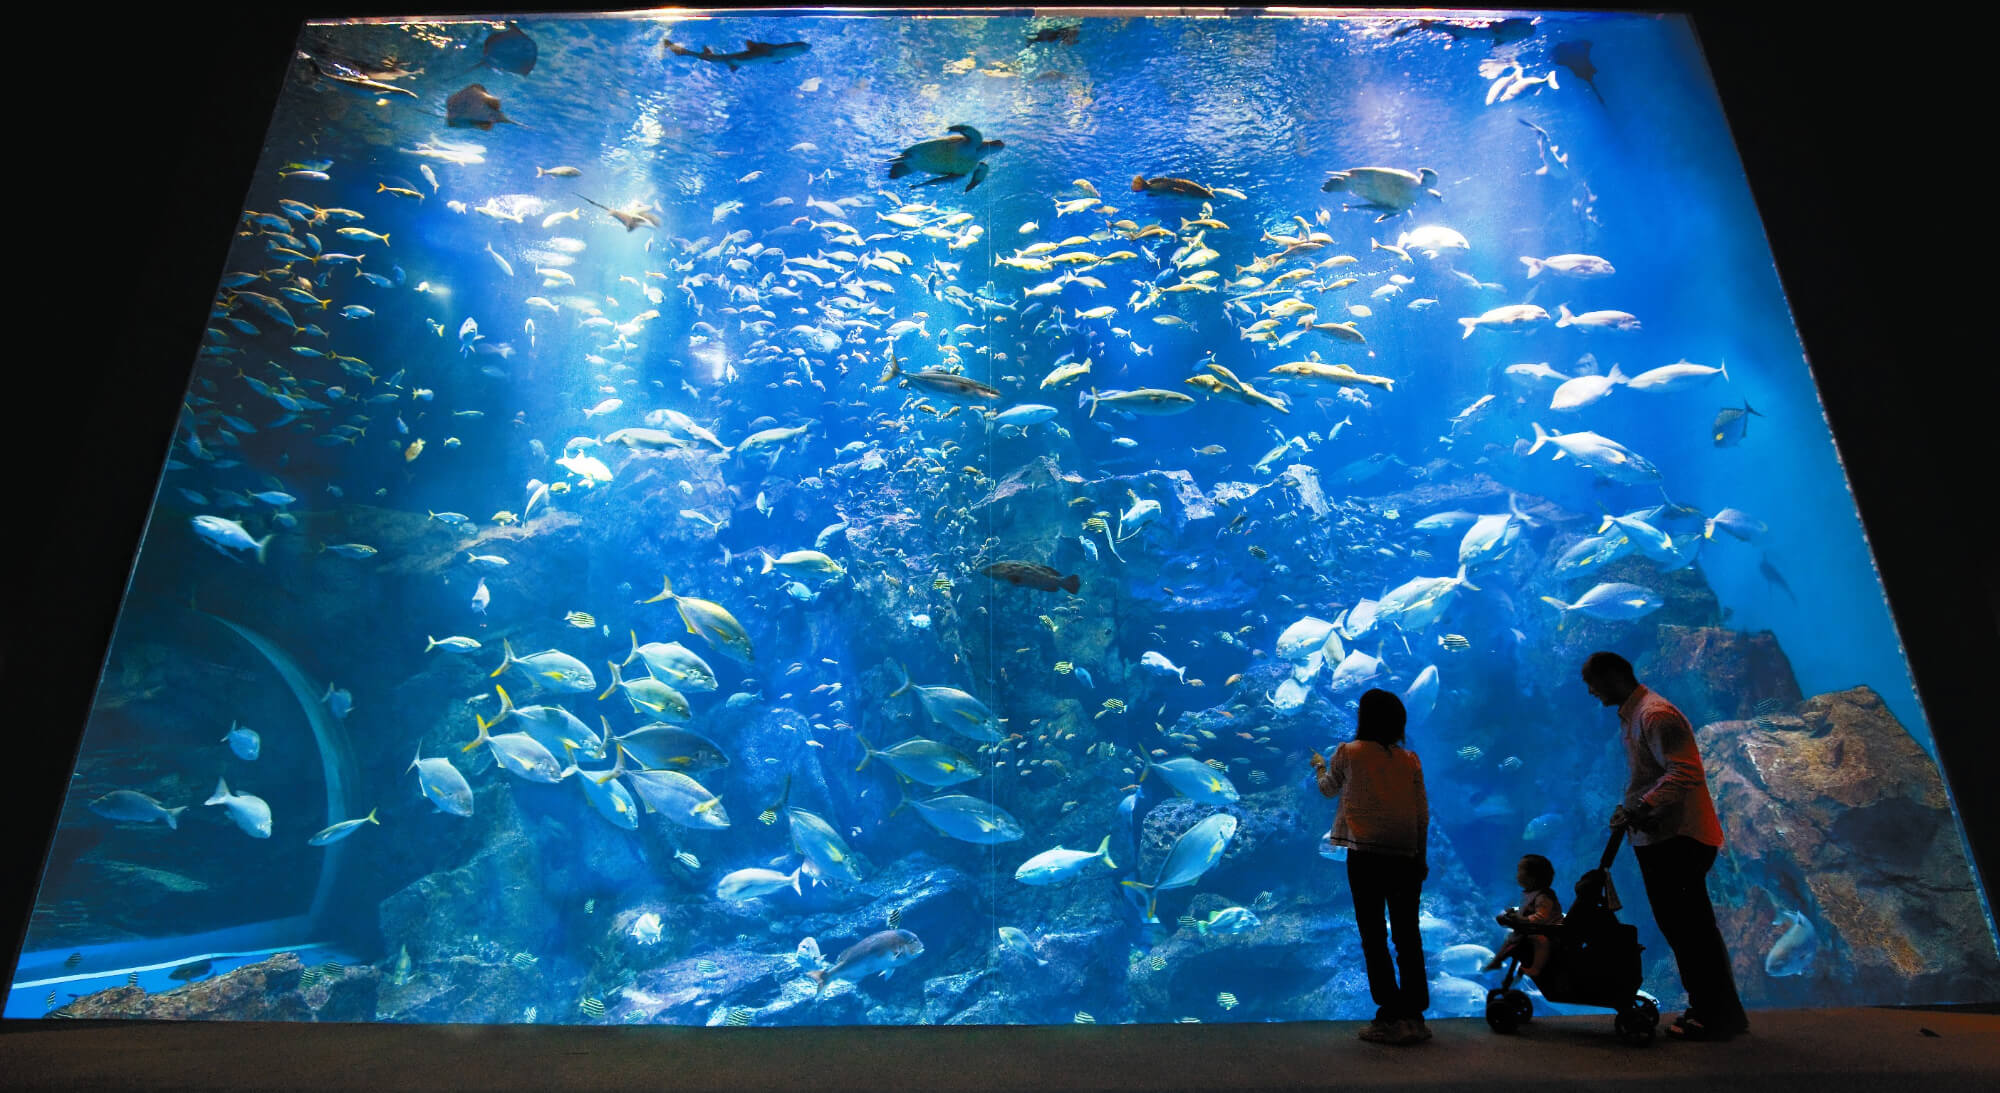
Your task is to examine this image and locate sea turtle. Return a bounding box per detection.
[1320,166,1441,221]
[889,124,1005,192]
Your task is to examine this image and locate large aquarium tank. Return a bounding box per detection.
[9,8,1995,1027]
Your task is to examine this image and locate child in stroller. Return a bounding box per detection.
[1484,828,1661,1044]
[1484,854,1562,976]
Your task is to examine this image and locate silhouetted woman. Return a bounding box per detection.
[1314,687,1431,1045]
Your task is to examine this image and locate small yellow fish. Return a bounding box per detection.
[404,438,425,462]
[564,611,596,629]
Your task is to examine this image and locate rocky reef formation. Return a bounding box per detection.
[1701,686,2000,1007]
[56,953,378,1022]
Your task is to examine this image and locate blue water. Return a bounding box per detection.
[9,10,1986,1026]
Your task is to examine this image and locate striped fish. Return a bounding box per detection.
[1054,661,1074,674]
[1217,992,1239,1010]
[1248,769,1270,784]
[1177,1016,1203,1023]
[1073,1011,1096,1024]
[511,953,538,970]
[565,611,596,629]
[674,850,700,869]
[45,990,57,1009]
[1177,915,1197,928]
[695,959,719,974]
[298,969,320,989]
[579,997,605,1018]
[1439,633,1472,651]
[62,953,82,970]
[932,574,953,592]
[584,899,596,914]
[725,1007,753,1026]
[886,907,902,929]
[321,961,345,976]
[1754,697,1787,715]
[127,972,141,989]
[1457,745,1483,761]
[757,806,778,825]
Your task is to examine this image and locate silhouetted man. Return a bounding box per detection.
[1582,650,1748,1041]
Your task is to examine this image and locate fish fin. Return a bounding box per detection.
[206,778,230,805]
[599,660,621,701]
[254,533,273,565]
[887,660,912,698]
[855,735,875,772]
[165,806,187,830]
[639,574,675,605]
[366,807,380,825]
[490,638,514,678]
[1097,834,1116,870]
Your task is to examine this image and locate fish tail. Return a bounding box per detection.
[463,715,491,751]
[165,806,187,830]
[490,638,515,677]
[1556,302,1575,327]
[254,533,273,565]
[639,574,675,605]
[1061,573,1081,595]
[1526,421,1549,455]
[409,744,423,775]
[887,660,912,698]
[1521,256,1543,278]
[599,661,621,702]
[1457,564,1480,592]
[1457,316,1478,339]
[855,735,875,772]
[760,550,776,575]
[1744,400,1762,417]
[495,684,516,717]
[789,865,803,896]
[625,630,642,667]
[1096,834,1116,870]
[206,777,230,805]
[1719,358,1730,384]
[1538,595,1571,618]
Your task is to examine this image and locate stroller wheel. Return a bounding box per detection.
[1485,989,1531,1034]
[1616,997,1659,1046]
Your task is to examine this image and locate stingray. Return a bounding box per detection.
[574,191,660,232]
[1553,40,1603,103]
[465,20,538,76]
[446,84,515,130]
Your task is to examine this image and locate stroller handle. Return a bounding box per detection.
[1598,824,1628,871]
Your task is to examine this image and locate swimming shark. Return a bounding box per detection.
[662,38,812,71]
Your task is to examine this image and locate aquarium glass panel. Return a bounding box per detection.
[10,9,1995,1025]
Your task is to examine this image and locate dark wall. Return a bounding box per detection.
[7,3,1992,982]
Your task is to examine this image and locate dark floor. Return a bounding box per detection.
[3,1006,1996,1092]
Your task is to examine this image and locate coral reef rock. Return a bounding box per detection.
[1700,686,2000,1006]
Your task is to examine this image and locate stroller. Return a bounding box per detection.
[1484,825,1661,1045]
